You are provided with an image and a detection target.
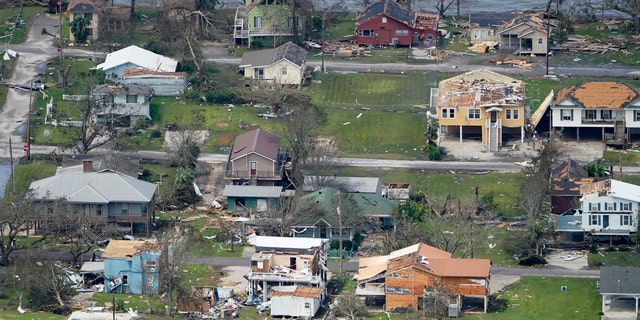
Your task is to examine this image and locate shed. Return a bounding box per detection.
[270,286,325,317]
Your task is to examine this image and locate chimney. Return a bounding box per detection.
[83,159,93,173]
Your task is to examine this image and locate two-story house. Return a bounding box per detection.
[28,160,157,236]
[233,0,303,48]
[549,158,596,214]
[103,240,162,295]
[91,83,152,126]
[239,41,308,90]
[355,0,439,47]
[225,129,288,186]
[555,179,640,243]
[356,243,491,314]
[248,236,329,303]
[549,82,640,146]
[434,69,526,152]
[67,0,100,42]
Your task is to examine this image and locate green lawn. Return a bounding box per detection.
[467,277,601,320]
[6,162,57,196]
[0,311,66,320]
[589,249,640,268]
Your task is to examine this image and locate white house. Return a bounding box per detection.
[239,41,308,90]
[550,82,640,145]
[556,179,640,241]
[270,286,324,318]
[91,83,152,125]
[95,45,178,81]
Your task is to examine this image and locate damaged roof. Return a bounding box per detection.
[356,0,413,26]
[95,45,178,73]
[240,42,307,68]
[230,128,281,161]
[438,69,525,108]
[102,240,160,258]
[91,83,153,96]
[271,286,324,298]
[550,158,594,196]
[552,82,640,109]
[67,0,100,13]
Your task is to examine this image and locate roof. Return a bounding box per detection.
[122,68,187,78]
[240,42,307,69]
[230,129,280,161]
[29,170,157,203]
[67,0,99,13]
[552,82,640,109]
[554,215,583,232]
[223,185,283,198]
[95,45,178,73]
[550,158,594,196]
[356,0,413,26]
[580,179,640,203]
[271,286,324,298]
[303,176,381,194]
[101,240,159,258]
[437,69,525,109]
[80,261,104,273]
[469,12,517,27]
[294,187,399,227]
[91,84,153,96]
[254,236,328,251]
[600,267,640,294]
[357,243,489,282]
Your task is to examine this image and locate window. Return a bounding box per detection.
[304,302,311,309]
[358,29,374,37]
[537,37,543,44]
[468,109,480,119]
[561,109,573,121]
[506,110,511,119]
[254,68,264,79]
[126,94,136,103]
[601,110,612,120]
[84,13,93,21]
[590,215,599,225]
[282,66,287,75]
[585,110,596,120]
[146,260,156,271]
[441,108,455,119]
[512,109,519,119]
[605,203,614,211]
[474,30,486,39]
[288,16,298,28]
[621,215,631,226]
[395,29,409,36]
[589,203,597,211]
[382,17,387,23]
[635,110,640,122]
[86,28,93,37]
[96,205,102,216]
[253,16,262,28]
[622,203,631,211]
[122,275,128,285]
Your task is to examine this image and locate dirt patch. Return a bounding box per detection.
[216,122,229,127]
[544,248,589,270]
[313,136,339,152]
[216,132,234,146]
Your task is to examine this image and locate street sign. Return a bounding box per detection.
[23,145,28,152]
[57,45,61,53]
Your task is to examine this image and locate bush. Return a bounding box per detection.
[422,144,446,160]
[605,245,617,252]
[589,244,598,254]
[330,239,353,251]
[518,255,547,266]
[149,130,163,139]
[618,245,629,252]
[204,89,242,104]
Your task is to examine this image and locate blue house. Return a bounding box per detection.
[103,240,162,294]
[223,185,284,216]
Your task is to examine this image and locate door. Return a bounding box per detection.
[491,111,497,123]
[603,215,610,229]
[250,161,257,176]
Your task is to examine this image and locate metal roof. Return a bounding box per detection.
[29,170,157,203]
[91,84,152,96]
[356,0,413,26]
[254,236,328,251]
[303,176,381,194]
[95,45,178,73]
[223,185,283,198]
[600,267,640,294]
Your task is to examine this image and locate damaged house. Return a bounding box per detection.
[103,240,161,295]
[247,236,329,317]
[91,83,152,127]
[434,69,526,152]
[356,243,491,314]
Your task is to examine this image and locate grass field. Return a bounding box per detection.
[7,161,57,196]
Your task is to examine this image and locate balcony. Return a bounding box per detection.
[248,271,322,284]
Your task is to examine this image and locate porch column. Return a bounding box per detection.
[577,127,580,141]
[635,295,640,314]
[521,126,524,143]
[459,125,462,143]
[602,294,607,314]
[484,295,488,313]
[602,127,605,142]
[263,280,268,302]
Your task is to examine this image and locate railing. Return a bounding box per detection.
[225,167,283,179]
[361,283,385,294]
[107,213,149,223]
[248,272,321,284]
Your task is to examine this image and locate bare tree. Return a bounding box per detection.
[434,0,456,17]
[422,280,454,320]
[262,196,298,237]
[50,213,118,267]
[302,146,348,191]
[157,226,193,317]
[605,0,640,34]
[332,292,369,320]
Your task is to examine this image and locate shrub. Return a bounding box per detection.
[518,254,547,266]
[618,245,629,252]
[149,130,163,139]
[204,89,242,104]
[605,245,617,252]
[422,144,446,160]
[589,244,598,254]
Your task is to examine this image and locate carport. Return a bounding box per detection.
[600,267,640,317]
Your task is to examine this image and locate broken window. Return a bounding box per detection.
[468,109,480,119]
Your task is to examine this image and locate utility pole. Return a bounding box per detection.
[337,191,343,275]
[26,84,32,160]
[545,0,553,76]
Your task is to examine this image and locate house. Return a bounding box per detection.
[225,129,288,186]
[498,19,548,55]
[120,69,187,97]
[223,185,284,216]
[239,41,308,90]
[67,0,100,42]
[293,187,398,240]
[384,183,411,203]
[248,236,329,303]
[555,179,640,242]
[599,266,640,316]
[468,12,516,44]
[95,45,178,82]
[355,0,439,47]
[233,0,303,48]
[270,286,324,317]
[356,243,491,314]
[91,83,152,126]
[435,69,526,152]
[549,158,595,214]
[103,240,161,295]
[548,82,640,146]
[28,160,157,236]
[303,176,383,196]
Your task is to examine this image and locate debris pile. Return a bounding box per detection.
[490,57,534,70]
[321,43,369,57]
[553,34,639,54]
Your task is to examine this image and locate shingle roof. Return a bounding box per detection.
[600,267,640,294]
[438,69,525,109]
[29,170,157,203]
[469,12,517,27]
[550,158,594,196]
[230,129,280,161]
[552,82,640,109]
[356,0,413,26]
[95,45,178,73]
[240,42,307,68]
[91,84,152,96]
[223,185,283,198]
